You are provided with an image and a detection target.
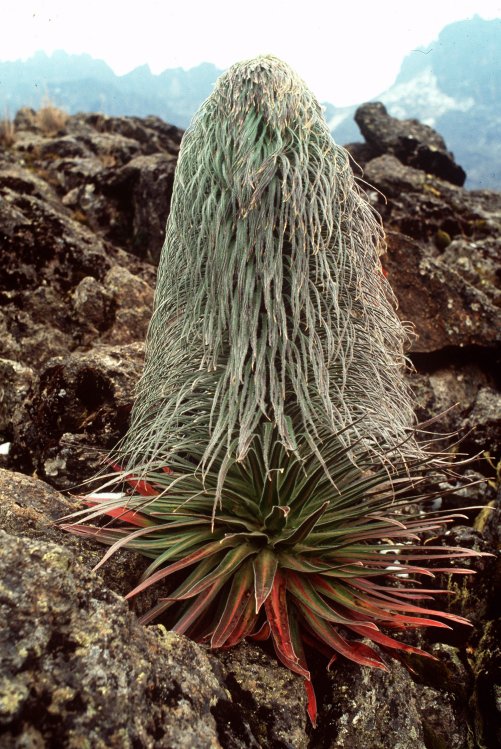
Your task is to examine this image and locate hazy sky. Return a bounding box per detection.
[2,0,500,105]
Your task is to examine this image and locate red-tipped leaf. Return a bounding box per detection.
[211,562,254,647]
[265,569,310,679]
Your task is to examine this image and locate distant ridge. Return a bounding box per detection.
[1,16,500,188]
[0,51,222,128]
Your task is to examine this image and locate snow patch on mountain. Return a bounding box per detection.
[382,68,475,126]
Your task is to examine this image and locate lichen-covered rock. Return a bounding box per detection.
[96,152,176,262]
[415,686,468,749]
[0,531,227,748]
[71,275,116,332]
[408,361,501,459]
[384,231,501,352]
[0,113,167,375]
[9,343,144,488]
[463,387,501,457]
[0,359,34,438]
[430,523,500,637]
[317,650,473,749]
[214,642,309,748]
[0,468,162,612]
[320,658,427,749]
[102,265,154,345]
[470,620,501,749]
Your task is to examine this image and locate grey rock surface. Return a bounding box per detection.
[214,641,309,748]
[10,343,145,489]
[354,102,466,185]
[0,531,227,749]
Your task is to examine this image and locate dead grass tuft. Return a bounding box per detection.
[0,116,16,147]
[36,101,69,135]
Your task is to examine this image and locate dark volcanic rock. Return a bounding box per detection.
[363,154,499,245]
[10,343,145,489]
[0,473,310,747]
[0,167,152,369]
[0,531,227,748]
[214,642,309,748]
[95,152,176,262]
[354,102,466,185]
[0,359,34,439]
[383,231,501,352]
[317,655,468,749]
[0,111,167,376]
[0,468,179,621]
[470,619,501,749]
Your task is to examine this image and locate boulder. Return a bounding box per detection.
[384,231,501,352]
[0,531,228,748]
[318,654,468,749]
[10,343,145,489]
[96,152,176,262]
[214,642,309,748]
[354,102,466,185]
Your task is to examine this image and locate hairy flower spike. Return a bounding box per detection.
[64,56,486,727]
[116,54,418,491]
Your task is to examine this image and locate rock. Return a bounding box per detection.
[0,111,173,375]
[9,343,144,488]
[463,387,501,457]
[354,102,466,186]
[364,155,497,245]
[383,231,501,352]
[407,361,501,458]
[0,359,34,438]
[102,265,154,345]
[441,238,501,306]
[416,686,468,749]
[429,524,500,638]
[318,657,428,749]
[0,531,227,748]
[96,153,176,262]
[13,108,37,131]
[71,276,116,332]
[214,641,309,748]
[470,619,501,749]
[0,468,173,617]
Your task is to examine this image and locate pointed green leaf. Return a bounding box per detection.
[287,572,377,628]
[347,623,438,659]
[263,504,290,533]
[253,548,279,612]
[124,537,236,599]
[223,595,259,648]
[276,501,329,547]
[288,611,317,727]
[172,577,227,636]
[211,562,254,647]
[173,543,258,600]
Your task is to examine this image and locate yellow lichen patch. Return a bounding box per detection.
[154,624,179,650]
[42,549,72,571]
[423,182,441,197]
[48,686,77,714]
[474,501,498,536]
[0,676,28,717]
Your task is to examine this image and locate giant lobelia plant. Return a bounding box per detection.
[65,56,483,724]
